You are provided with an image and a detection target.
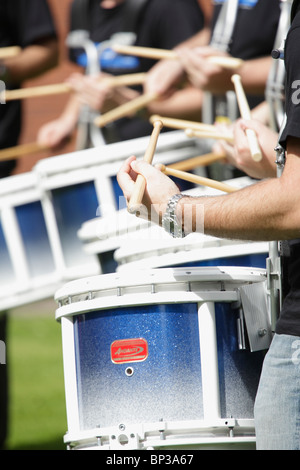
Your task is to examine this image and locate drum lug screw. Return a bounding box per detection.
[119,424,126,431]
[159,418,166,440]
[258,328,267,337]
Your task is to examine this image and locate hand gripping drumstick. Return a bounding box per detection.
[113,44,244,70]
[231,74,262,162]
[127,120,164,214]
[2,73,146,101]
[158,164,238,193]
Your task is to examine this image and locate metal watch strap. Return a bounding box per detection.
[162,193,185,238]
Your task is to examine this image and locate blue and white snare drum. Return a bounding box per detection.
[55,266,271,450]
[35,131,203,280]
[78,208,151,274]
[0,172,61,311]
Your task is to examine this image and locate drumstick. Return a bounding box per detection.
[185,128,234,143]
[149,114,221,133]
[4,83,72,101]
[2,72,146,101]
[113,44,244,70]
[127,120,164,214]
[231,74,262,162]
[0,46,21,59]
[0,142,49,161]
[158,164,238,193]
[169,152,226,171]
[94,91,159,127]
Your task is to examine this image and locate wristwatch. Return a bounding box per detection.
[162,193,185,238]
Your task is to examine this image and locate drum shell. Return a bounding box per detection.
[0,172,61,310]
[56,267,270,449]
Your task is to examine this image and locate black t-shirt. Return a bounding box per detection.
[0,0,57,176]
[275,6,300,336]
[70,0,205,141]
[211,0,281,60]
[118,0,205,140]
[211,0,281,110]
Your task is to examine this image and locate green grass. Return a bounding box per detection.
[4,302,67,450]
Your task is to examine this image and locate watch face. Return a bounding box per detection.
[162,194,185,238]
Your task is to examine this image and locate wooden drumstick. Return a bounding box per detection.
[113,44,244,70]
[231,74,262,162]
[169,152,226,171]
[2,73,146,101]
[0,142,50,161]
[127,120,164,214]
[149,114,221,133]
[185,128,234,143]
[158,164,238,193]
[0,46,21,59]
[4,83,72,101]
[94,91,159,128]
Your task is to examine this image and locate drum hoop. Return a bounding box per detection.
[55,267,266,320]
[63,417,256,449]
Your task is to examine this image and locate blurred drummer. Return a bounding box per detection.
[0,0,58,450]
[145,0,281,118]
[37,0,210,149]
[144,0,282,180]
[0,0,58,178]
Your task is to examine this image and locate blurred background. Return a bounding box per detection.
[14,0,78,175]
[4,0,76,450]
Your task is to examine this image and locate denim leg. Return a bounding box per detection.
[254,334,300,450]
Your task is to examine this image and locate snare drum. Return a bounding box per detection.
[55,266,271,450]
[35,131,205,280]
[78,209,151,274]
[115,232,269,272]
[0,172,61,311]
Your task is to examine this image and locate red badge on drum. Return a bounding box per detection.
[111,338,148,364]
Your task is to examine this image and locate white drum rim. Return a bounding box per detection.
[63,417,256,450]
[55,266,266,320]
[34,130,198,176]
[116,241,269,270]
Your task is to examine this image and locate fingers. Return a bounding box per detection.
[67,74,111,110]
[130,159,161,178]
[176,47,222,89]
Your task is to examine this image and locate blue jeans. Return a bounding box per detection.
[254,334,300,450]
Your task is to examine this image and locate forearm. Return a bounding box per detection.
[177,151,300,241]
[175,28,211,51]
[207,56,273,95]
[237,56,273,95]
[4,38,58,84]
[177,180,284,240]
[250,102,271,125]
[59,95,81,129]
[147,87,203,120]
